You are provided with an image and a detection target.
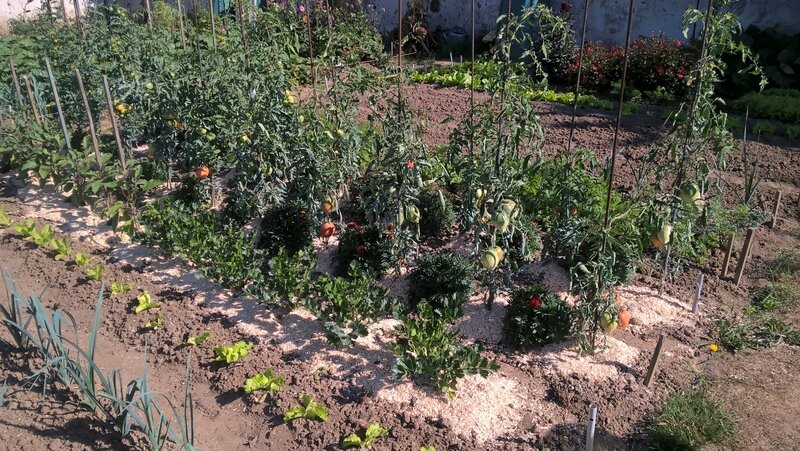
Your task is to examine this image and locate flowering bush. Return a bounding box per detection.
[564,36,698,97]
[503,285,573,347]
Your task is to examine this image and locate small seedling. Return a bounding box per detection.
[212,341,253,365]
[144,314,164,330]
[86,264,104,281]
[74,252,90,267]
[12,219,36,238]
[186,331,211,346]
[110,281,133,296]
[420,447,436,451]
[50,237,71,261]
[283,393,328,422]
[31,224,55,248]
[134,291,160,314]
[243,369,284,401]
[342,422,389,449]
[0,207,10,227]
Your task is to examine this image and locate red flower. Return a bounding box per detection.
[299,209,306,218]
[385,231,395,240]
[530,297,542,309]
[386,223,394,231]
[346,221,358,229]
[356,244,366,255]
[407,159,415,170]
[677,67,686,80]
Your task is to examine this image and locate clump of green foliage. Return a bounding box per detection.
[257,200,317,257]
[243,369,284,395]
[213,341,254,365]
[283,393,328,422]
[342,422,389,449]
[503,285,573,347]
[417,188,456,237]
[408,253,473,310]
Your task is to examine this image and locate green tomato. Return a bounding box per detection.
[600,312,618,334]
[205,133,216,142]
[199,128,208,136]
[298,115,305,124]
[145,82,154,90]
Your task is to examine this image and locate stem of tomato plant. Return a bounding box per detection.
[600,0,634,253]
[45,58,71,151]
[566,0,590,158]
[659,0,714,293]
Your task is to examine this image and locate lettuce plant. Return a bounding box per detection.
[283,393,328,422]
[212,341,253,365]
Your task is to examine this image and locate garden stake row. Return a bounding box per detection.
[45,58,71,150]
[102,75,128,172]
[566,0,590,156]
[22,75,42,125]
[659,0,715,293]
[74,68,103,169]
[600,0,635,251]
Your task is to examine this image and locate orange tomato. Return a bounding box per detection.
[320,222,336,238]
[618,310,631,329]
[195,166,211,179]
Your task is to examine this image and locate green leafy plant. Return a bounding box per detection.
[11,219,36,238]
[391,301,498,398]
[310,263,394,346]
[110,282,133,296]
[50,237,71,261]
[261,247,316,309]
[134,291,160,314]
[257,200,317,257]
[243,369,284,395]
[283,393,329,422]
[74,251,90,267]
[186,331,211,346]
[408,253,473,311]
[212,341,254,365]
[342,422,389,449]
[144,314,164,330]
[336,222,396,277]
[650,380,734,450]
[503,285,573,347]
[0,207,11,227]
[86,264,104,281]
[417,188,456,237]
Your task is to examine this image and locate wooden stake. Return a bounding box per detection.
[102,75,128,171]
[22,75,43,125]
[644,333,666,387]
[59,0,68,20]
[75,69,103,169]
[45,58,71,150]
[721,233,736,278]
[143,0,154,35]
[176,0,187,51]
[734,228,756,286]
[692,273,705,314]
[208,0,217,51]
[9,59,26,111]
[769,190,782,229]
[73,0,85,40]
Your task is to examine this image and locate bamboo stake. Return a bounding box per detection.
[176,0,187,51]
[75,69,103,169]
[721,233,736,278]
[567,0,590,155]
[102,75,128,171]
[644,333,666,387]
[45,58,71,149]
[9,59,26,112]
[600,0,634,252]
[733,228,756,286]
[22,76,43,125]
[208,0,217,51]
[769,190,782,229]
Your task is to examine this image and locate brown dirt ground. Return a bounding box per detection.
[1,83,799,450]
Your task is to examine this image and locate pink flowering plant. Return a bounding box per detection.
[503,285,573,348]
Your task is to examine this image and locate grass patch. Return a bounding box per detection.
[716,316,800,353]
[650,380,734,451]
[748,282,796,314]
[765,251,800,282]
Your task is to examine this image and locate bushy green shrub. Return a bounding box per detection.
[503,285,573,347]
[409,253,473,310]
[417,188,456,237]
[650,381,734,451]
[257,200,317,257]
[336,222,395,277]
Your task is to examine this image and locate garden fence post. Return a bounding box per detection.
[692,273,704,314]
[721,233,736,278]
[45,58,72,150]
[75,69,103,169]
[102,75,128,172]
[176,0,188,51]
[644,333,666,387]
[585,404,597,451]
[769,190,782,229]
[22,75,43,125]
[734,228,756,286]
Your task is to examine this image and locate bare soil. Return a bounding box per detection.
[1,83,799,450]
